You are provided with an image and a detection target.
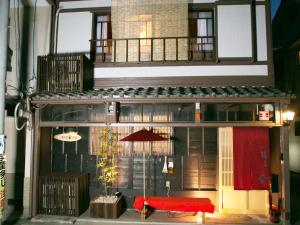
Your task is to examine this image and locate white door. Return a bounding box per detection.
[218,127,268,214]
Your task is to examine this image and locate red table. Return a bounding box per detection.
[133,196,214,222]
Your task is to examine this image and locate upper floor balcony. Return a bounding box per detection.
[37,53,93,93]
[91,36,215,65]
[44,0,272,88]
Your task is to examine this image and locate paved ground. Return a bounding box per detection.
[3,171,300,225]
[3,211,273,225]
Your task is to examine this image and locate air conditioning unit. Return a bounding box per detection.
[105,102,120,123]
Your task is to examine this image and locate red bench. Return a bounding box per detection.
[133,196,214,223]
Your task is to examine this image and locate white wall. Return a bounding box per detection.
[217,4,253,58]
[256,5,268,61]
[189,0,216,3]
[4,117,18,174]
[94,65,268,78]
[7,5,51,216]
[57,12,93,53]
[59,0,111,9]
[8,5,51,95]
[8,4,25,96]
[289,118,300,172]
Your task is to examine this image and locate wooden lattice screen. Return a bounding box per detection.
[37,53,93,93]
[38,172,89,216]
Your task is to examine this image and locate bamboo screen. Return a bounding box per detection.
[90,127,172,156]
[111,0,188,62]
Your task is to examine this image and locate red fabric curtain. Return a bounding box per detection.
[233,127,270,190]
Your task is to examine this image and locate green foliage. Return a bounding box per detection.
[96,127,118,196]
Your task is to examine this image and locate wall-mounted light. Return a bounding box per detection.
[54,127,81,142]
[282,111,295,126]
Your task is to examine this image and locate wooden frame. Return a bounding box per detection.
[90,195,126,218]
[38,173,89,216]
[37,53,93,93]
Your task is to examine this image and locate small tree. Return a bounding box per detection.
[96,127,118,196]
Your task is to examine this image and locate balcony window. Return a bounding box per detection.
[189,11,214,61]
[92,11,216,64]
[94,14,112,62]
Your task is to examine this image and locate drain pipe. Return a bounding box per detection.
[0,0,10,224]
[0,1,9,130]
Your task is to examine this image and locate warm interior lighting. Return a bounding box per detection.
[283,111,295,126]
[54,128,81,142]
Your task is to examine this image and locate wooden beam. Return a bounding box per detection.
[45,0,57,6]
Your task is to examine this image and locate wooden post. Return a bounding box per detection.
[141,205,146,220]
[280,126,291,225]
[202,212,205,224]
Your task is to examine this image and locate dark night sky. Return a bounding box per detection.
[271,0,281,19]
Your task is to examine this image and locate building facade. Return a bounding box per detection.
[4,0,293,224]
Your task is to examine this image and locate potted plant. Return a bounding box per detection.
[90,127,125,218]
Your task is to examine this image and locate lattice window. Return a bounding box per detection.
[219,127,233,187]
[90,127,172,156]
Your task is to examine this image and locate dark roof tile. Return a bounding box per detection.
[31,86,291,101]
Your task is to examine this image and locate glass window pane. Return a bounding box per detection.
[97,15,109,22]
[143,104,153,122]
[207,19,213,36]
[63,105,89,121]
[119,104,142,122]
[198,19,207,36]
[90,104,105,122]
[41,105,90,121]
[189,127,202,155]
[204,128,217,156]
[169,104,194,122]
[198,11,212,19]
[96,23,102,39]
[174,127,187,155]
[102,23,108,39]
[153,104,168,122]
[201,103,275,122]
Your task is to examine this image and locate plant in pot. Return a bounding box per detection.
[98,127,118,195]
[90,127,125,218]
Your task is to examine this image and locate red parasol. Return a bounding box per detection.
[120,129,167,142]
[120,129,166,218]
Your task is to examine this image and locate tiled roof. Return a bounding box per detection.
[31,86,291,102]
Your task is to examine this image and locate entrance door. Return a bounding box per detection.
[218,127,269,214]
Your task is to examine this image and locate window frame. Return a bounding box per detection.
[188,5,216,61]
[91,10,112,62]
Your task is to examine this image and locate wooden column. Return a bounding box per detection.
[31,109,41,217]
[280,125,291,225]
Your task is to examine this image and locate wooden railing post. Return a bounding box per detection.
[114,40,117,63]
[151,39,153,62]
[176,38,178,61]
[138,39,141,62]
[126,39,128,62]
[163,39,166,61]
[80,54,84,91]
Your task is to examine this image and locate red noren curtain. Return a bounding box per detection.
[233,127,270,190]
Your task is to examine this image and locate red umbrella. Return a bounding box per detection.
[120,129,167,142]
[120,129,167,214]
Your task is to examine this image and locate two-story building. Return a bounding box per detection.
[3,0,294,224]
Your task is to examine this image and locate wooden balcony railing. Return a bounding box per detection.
[91,36,215,64]
[37,53,93,93]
